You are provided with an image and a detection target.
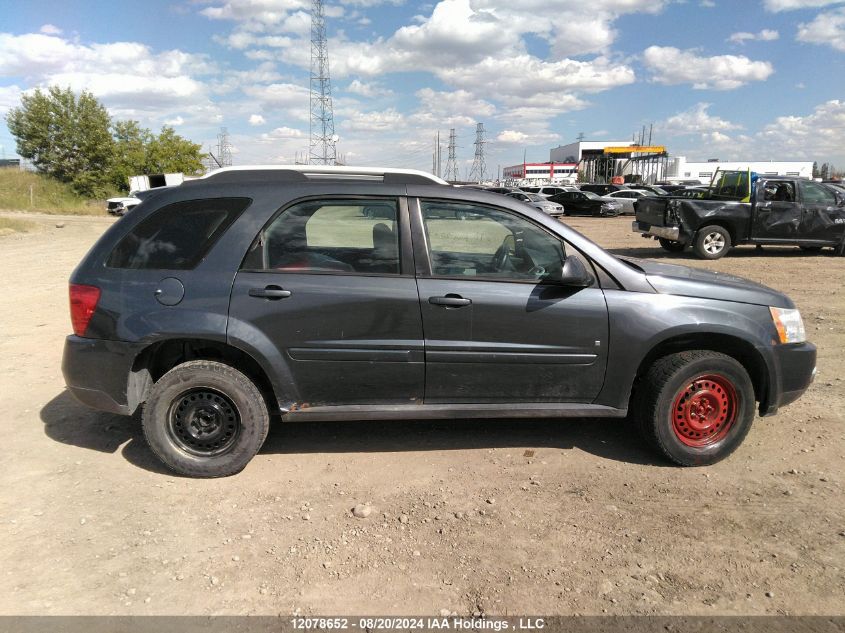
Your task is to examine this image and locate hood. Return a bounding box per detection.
[619,256,793,308]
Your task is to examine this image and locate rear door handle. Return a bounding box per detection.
[429,295,471,307]
[249,285,292,299]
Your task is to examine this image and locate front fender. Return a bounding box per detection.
[597,290,779,412]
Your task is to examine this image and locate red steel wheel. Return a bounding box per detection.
[670,373,738,447]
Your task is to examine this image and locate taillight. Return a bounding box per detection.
[69,284,101,337]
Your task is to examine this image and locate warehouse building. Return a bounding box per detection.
[502,162,578,183]
[665,156,814,184]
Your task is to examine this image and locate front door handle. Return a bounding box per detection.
[429,295,471,307]
[249,285,292,300]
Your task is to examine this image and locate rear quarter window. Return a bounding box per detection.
[106,197,251,270]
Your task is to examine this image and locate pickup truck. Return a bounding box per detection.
[633,171,845,259]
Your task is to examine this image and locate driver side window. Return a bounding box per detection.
[420,200,568,282]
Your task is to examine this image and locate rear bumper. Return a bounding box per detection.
[632,220,681,242]
[761,341,817,415]
[62,335,138,416]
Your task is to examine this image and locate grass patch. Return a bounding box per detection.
[0,217,40,236]
[0,168,115,215]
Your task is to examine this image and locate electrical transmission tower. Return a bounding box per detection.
[309,0,337,165]
[468,122,487,183]
[217,127,232,167]
[443,129,459,182]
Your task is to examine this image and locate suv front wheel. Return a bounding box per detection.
[142,360,270,477]
[634,350,755,466]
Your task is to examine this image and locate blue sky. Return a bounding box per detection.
[0,0,843,177]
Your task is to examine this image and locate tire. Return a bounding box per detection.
[633,350,755,466]
[693,225,731,260]
[659,238,685,253]
[142,360,270,478]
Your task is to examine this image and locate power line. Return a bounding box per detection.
[309,0,337,165]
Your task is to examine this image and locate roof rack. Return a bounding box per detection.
[200,165,449,186]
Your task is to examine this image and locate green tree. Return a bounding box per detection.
[144,126,204,176]
[111,120,152,192]
[6,86,115,197]
[820,162,830,180]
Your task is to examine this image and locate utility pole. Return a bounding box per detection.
[309,0,337,165]
[444,128,459,182]
[468,122,487,183]
[432,131,442,178]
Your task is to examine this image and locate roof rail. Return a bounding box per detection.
[200,165,449,186]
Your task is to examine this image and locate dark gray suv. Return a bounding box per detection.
[62,166,817,477]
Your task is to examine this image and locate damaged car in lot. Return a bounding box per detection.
[634,170,845,259]
[548,190,623,217]
[63,166,816,477]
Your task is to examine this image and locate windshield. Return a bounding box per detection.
[582,191,602,200]
[525,193,544,201]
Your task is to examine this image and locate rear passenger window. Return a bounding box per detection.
[244,199,400,274]
[106,198,250,270]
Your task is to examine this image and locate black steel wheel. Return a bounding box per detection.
[166,388,241,457]
[143,360,270,477]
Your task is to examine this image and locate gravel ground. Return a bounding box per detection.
[0,211,842,616]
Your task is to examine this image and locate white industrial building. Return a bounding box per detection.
[665,156,814,184]
[550,141,633,164]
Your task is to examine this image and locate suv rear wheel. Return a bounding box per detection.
[142,360,270,477]
[634,350,755,466]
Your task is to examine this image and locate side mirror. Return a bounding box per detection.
[551,255,594,287]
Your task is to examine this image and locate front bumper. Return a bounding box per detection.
[761,341,817,415]
[62,335,139,415]
[632,220,681,242]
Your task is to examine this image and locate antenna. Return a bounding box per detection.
[309,0,337,165]
[468,122,487,183]
[443,128,459,182]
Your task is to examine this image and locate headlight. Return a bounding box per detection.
[769,307,806,344]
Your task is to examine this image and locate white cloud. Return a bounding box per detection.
[39,24,62,35]
[0,32,220,128]
[165,115,185,126]
[659,103,742,136]
[758,100,845,161]
[199,0,309,25]
[345,79,393,98]
[496,129,561,145]
[763,0,844,11]
[248,113,266,125]
[728,29,780,43]
[243,82,309,109]
[0,84,22,115]
[797,7,845,51]
[643,46,774,90]
[340,107,403,132]
[259,126,305,140]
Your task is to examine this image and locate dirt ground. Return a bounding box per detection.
[0,211,842,617]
